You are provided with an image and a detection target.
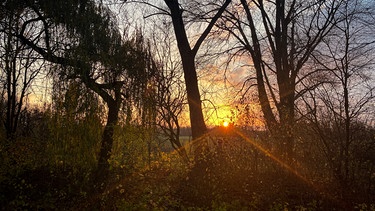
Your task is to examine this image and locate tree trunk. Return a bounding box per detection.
[277,85,295,161]
[241,0,297,162]
[5,17,14,140]
[181,55,207,140]
[95,99,119,190]
[165,0,207,140]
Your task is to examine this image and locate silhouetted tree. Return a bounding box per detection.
[141,20,189,161]
[0,3,45,140]
[301,0,375,197]
[7,0,155,190]
[219,0,343,161]
[135,0,231,142]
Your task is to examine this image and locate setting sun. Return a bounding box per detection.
[223,121,229,127]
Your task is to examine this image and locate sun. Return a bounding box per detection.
[223,121,229,127]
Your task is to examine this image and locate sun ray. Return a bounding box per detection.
[232,127,345,208]
[82,126,346,209]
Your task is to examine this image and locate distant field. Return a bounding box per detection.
[179,136,191,142]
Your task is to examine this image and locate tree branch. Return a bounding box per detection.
[191,0,231,56]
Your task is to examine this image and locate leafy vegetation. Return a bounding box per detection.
[1,118,374,209]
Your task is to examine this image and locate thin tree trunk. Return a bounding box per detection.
[5,17,13,140]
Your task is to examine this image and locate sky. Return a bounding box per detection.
[17,0,375,129]
[16,0,263,129]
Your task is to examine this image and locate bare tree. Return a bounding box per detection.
[0,4,45,140]
[155,59,188,160]
[301,0,375,194]
[218,0,343,161]
[140,18,189,161]
[133,0,232,141]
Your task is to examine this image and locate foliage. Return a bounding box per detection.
[1,115,374,209]
[0,107,94,209]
